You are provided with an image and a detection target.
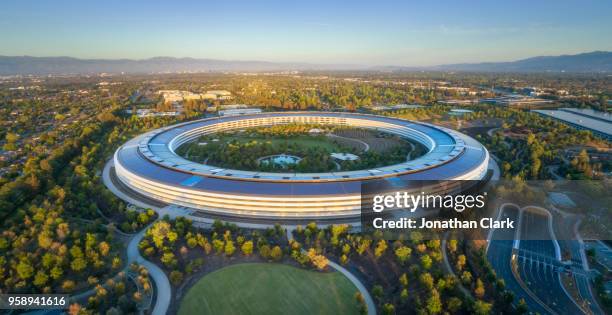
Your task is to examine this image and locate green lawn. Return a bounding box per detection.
[178,263,360,315]
[223,134,342,151]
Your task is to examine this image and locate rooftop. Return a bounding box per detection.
[560,108,612,123]
[533,109,612,137]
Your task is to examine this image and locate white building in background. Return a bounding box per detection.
[371,104,424,111]
[532,108,612,140]
[125,108,180,118]
[218,108,262,116]
[157,90,203,103]
[203,90,233,100]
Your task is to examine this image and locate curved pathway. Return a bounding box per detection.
[127,221,171,315]
[327,133,370,152]
[286,228,376,315]
[486,127,501,137]
[327,259,377,315]
[102,159,171,315]
[441,232,473,299]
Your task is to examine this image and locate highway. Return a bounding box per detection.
[487,205,550,314]
[518,211,583,314]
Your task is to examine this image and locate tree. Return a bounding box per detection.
[474,278,485,298]
[33,271,49,287]
[517,298,528,314]
[307,248,328,270]
[62,280,76,292]
[456,254,466,271]
[394,246,412,265]
[371,285,384,300]
[270,246,283,261]
[71,257,87,272]
[375,240,388,258]
[399,273,408,287]
[169,270,184,285]
[148,221,174,249]
[16,259,34,280]
[3,132,18,151]
[259,245,271,259]
[225,240,236,256]
[50,266,63,280]
[99,241,110,256]
[426,289,442,314]
[461,271,472,285]
[447,296,462,312]
[213,239,224,253]
[241,240,254,256]
[420,273,434,290]
[420,254,432,270]
[355,292,367,314]
[382,303,395,315]
[472,300,492,315]
[161,252,177,268]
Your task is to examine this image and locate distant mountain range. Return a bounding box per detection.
[429,51,612,73]
[0,51,610,75]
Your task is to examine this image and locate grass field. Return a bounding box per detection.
[178,263,360,315]
[218,134,342,151]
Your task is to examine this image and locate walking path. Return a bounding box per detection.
[286,228,376,315]
[486,127,501,137]
[102,159,171,315]
[327,259,377,315]
[127,221,171,315]
[440,232,473,299]
[327,133,370,152]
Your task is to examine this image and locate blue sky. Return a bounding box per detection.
[1,0,611,66]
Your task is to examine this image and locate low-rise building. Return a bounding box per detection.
[218,108,262,116]
[532,108,612,140]
[480,96,553,106]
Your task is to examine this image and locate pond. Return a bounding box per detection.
[258,154,302,167]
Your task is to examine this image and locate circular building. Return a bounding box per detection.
[113,112,489,221]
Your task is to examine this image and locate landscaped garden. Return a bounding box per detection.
[178,263,360,315]
[175,123,425,172]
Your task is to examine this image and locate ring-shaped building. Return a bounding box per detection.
[113,112,489,221]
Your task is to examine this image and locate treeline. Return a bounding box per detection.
[0,104,179,314]
[294,224,520,315]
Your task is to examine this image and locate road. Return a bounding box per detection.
[518,211,584,314]
[487,204,551,314]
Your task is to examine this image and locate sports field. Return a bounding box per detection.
[177,263,360,315]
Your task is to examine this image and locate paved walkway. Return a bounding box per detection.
[327,133,370,152]
[127,221,171,315]
[327,259,376,315]
[441,232,473,299]
[286,228,376,315]
[486,127,501,137]
[102,159,171,315]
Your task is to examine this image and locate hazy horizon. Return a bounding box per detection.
[2,0,611,67]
